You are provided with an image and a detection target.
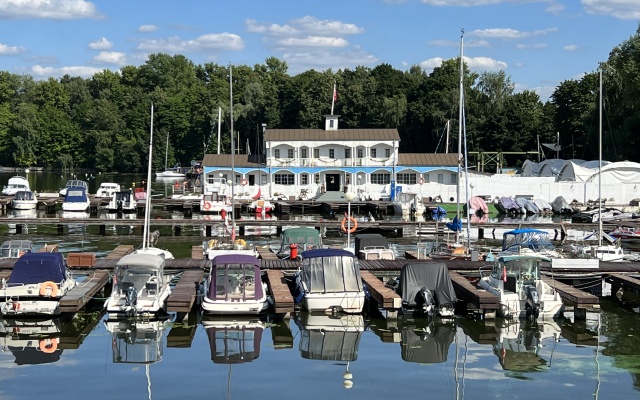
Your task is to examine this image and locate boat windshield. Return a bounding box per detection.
[210,264,262,301]
[493,258,540,281]
[301,255,362,293]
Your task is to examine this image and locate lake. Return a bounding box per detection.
[1,171,640,399]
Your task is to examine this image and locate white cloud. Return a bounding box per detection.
[285,50,378,74]
[138,24,158,33]
[469,27,558,39]
[429,39,490,47]
[88,37,112,50]
[516,43,549,49]
[137,33,244,53]
[419,55,507,73]
[277,36,349,48]
[246,16,363,37]
[31,64,104,78]
[0,42,25,55]
[93,51,126,65]
[0,0,99,20]
[563,44,578,51]
[582,0,640,20]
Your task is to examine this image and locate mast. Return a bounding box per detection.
[217,107,222,155]
[456,29,464,243]
[460,29,472,250]
[230,64,236,239]
[445,120,450,153]
[142,103,154,250]
[164,131,169,171]
[598,69,603,246]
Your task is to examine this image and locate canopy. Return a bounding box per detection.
[208,254,264,301]
[300,249,362,293]
[401,322,456,364]
[397,262,457,308]
[354,234,389,255]
[64,186,88,202]
[8,252,66,284]
[206,324,262,364]
[278,227,322,253]
[116,253,164,272]
[502,228,553,251]
[0,240,32,258]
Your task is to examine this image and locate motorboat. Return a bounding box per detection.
[106,190,137,213]
[11,190,37,210]
[293,248,365,314]
[393,191,425,216]
[569,231,625,262]
[571,207,632,223]
[59,179,88,197]
[200,191,231,214]
[477,254,564,320]
[202,237,258,260]
[104,253,172,320]
[202,317,264,363]
[133,187,147,201]
[201,254,271,315]
[498,228,563,259]
[0,252,77,316]
[247,199,273,214]
[392,262,457,317]
[61,185,90,212]
[272,227,322,259]
[354,233,395,260]
[609,226,640,239]
[95,182,121,198]
[2,176,30,196]
[0,240,33,258]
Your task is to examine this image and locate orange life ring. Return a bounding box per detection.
[39,338,58,353]
[418,177,425,185]
[241,178,248,186]
[174,182,180,188]
[39,281,59,297]
[203,201,212,211]
[341,216,357,233]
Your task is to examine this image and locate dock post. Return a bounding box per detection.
[239,225,245,236]
[277,225,283,236]
[16,224,23,234]
[57,224,64,235]
[175,225,182,236]
[205,225,212,237]
[397,227,403,237]
[478,228,484,240]
[574,307,587,320]
[99,225,106,235]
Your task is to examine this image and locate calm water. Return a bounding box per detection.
[1,172,640,399]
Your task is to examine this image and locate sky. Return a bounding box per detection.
[0,0,639,102]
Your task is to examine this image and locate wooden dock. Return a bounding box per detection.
[105,245,134,259]
[59,270,110,313]
[449,271,499,314]
[360,271,401,315]
[166,270,205,314]
[265,270,295,314]
[606,273,640,299]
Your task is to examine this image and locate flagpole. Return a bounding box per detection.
[331,81,336,115]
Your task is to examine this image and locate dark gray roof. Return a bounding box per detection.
[202,154,264,167]
[399,153,459,167]
[265,128,400,142]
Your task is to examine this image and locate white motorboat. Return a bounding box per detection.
[354,233,395,260]
[203,237,258,260]
[2,176,30,196]
[96,182,121,198]
[293,248,365,314]
[200,191,231,214]
[392,262,457,317]
[0,252,77,316]
[0,240,33,259]
[106,190,137,213]
[61,185,90,212]
[11,190,37,210]
[58,179,88,197]
[104,253,172,320]
[477,254,564,320]
[202,254,271,315]
[498,228,564,259]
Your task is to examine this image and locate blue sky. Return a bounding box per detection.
[0,0,638,101]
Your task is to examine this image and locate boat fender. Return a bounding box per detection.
[208,239,218,249]
[235,239,247,248]
[340,217,357,233]
[39,281,59,297]
[39,338,58,354]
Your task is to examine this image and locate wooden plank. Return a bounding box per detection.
[105,245,134,260]
[360,270,401,310]
[37,244,59,253]
[265,270,294,314]
[191,245,204,259]
[59,270,110,312]
[541,276,599,306]
[166,270,204,313]
[449,271,499,310]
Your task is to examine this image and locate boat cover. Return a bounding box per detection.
[277,227,322,253]
[209,254,264,300]
[401,322,456,364]
[8,252,66,284]
[515,197,540,214]
[64,186,88,202]
[11,346,62,365]
[534,199,552,212]
[466,196,489,215]
[445,216,461,232]
[497,197,520,213]
[551,196,573,214]
[300,249,362,293]
[206,324,262,364]
[501,228,552,251]
[397,262,457,307]
[354,234,389,255]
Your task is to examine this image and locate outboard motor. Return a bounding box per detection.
[418,287,436,315]
[125,287,138,307]
[524,285,540,320]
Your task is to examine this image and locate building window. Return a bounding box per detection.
[313,148,320,158]
[329,149,335,158]
[371,148,377,158]
[287,148,294,158]
[385,148,391,158]
[371,173,390,185]
[437,174,444,184]
[315,174,320,184]
[451,174,457,184]
[330,120,334,128]
[301,148,307,158]
[424,174,430,183]
[274,149,280,158]
[274,173,294,185]
[301,174,309,185]
[396,173,416,185]
[345,148,351,159]
[357,148,364,158]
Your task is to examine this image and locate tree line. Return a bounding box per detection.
[1,25,639,173]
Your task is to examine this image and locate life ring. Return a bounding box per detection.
[174,182,180,188]
[418,177,425,185]
[241,178,248,186]
[39,338,58,354]
[203,202,212,211]
[340,216,357,233]
[39,281,58,297]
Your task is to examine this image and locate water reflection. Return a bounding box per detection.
[399,318,456,364]
[105,319,169,364]
[202,317,264,364]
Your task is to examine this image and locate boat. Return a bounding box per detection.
[105,190,137,213]
[498,228,564,259]
[0,318,63,365]
[354,233,395,260]
[202,236,258,260]
[292,248,365,314]
[247,199,273,214]
[493,318,561,372]
[61,185,90,212]
[11,190,37,210]
[392,262,457,317]
[201,254,270,315]
[133,187,147,201]
[571,207,631,223]
[393,191,425,216]
[609,226,640,239]
[272,227,322,259]
[202,316,264,363]
[477,254,564,320]
[58,179,88,197]
[156,131,186,178]
[551,196,574,214]
[95,182,121,198]
[200,191,231,214]
[104,252,172,320]
[2,176,30,196]
[0,240,33,258]
[0,252,77,317]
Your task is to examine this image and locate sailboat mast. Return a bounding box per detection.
[143,103,154,250]
[445,120,450,153]
[164,131,169,171]
[230,64,236,238]
[598,69,603,246]
[217,107,222,155]
[456,31,464,222]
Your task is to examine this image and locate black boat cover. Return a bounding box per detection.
[354,234,389,255]
[397,262,457,308]
[401,322,456,363]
